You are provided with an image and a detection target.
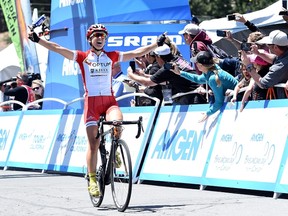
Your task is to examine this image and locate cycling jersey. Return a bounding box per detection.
[75,49,123,126]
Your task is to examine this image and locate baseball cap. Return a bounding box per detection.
[153,44,171,56]
[256,30,288,46]
[191,51,214,65]
[178,23,200,35]
[247,50,269,66]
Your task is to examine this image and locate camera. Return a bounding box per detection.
[227,14,236,21]
[216,30,227,37]
[164,62,174,70]
[240,42,251,52]
[279,11,288,16]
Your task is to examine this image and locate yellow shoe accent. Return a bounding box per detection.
[88,181,100,197]
[115,151,122,168]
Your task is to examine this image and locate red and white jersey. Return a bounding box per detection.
[75,49,123,97]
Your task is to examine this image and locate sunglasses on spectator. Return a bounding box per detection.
[91,32,107,39]
[33,87,40,91]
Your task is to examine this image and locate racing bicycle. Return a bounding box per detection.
[86,115,143,212]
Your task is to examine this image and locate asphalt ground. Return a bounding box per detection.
[0,169,288,216]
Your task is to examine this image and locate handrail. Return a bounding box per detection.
[116,92,161,107]
[65,97,84,109]
[0,100,25,111]
[23,98,67,111]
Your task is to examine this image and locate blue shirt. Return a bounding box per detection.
[180,64,238,116]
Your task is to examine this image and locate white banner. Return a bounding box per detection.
[6,110,62,169]
[140,105,219,183]
[0,114,21,166]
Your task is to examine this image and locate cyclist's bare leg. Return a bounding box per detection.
[86,125,100,196]
[106,105,123,121]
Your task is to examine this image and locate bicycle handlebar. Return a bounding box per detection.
[99,116,144,139]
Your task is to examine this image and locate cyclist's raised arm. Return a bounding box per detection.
[28,30,74,60]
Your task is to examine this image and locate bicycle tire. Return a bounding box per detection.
[110,139,132,212]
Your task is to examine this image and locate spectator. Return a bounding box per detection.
[138,51,163,106]
[172,51,238,122]
[178,23,240,77]
[128,44,206,105]
[3,72,35,110]
[112,61,135,107]
[242,30,288,99]
[230,64,251,104]
[226,31,266,51]
[238,53,271,111]
[31,79,45,109]
[28,23,159,197]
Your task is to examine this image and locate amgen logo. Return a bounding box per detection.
[0,129,10,151]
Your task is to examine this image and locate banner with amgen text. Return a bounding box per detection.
[140,104,220,184]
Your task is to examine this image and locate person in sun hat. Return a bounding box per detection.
[241,30,288,99]
[171,51,238,122]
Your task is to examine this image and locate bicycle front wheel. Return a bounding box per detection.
[110,139,132,212]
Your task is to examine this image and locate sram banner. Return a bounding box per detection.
[45,0,191,109]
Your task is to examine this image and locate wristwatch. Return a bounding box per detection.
[246,63,255,72]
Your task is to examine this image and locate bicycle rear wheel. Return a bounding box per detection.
[110,139,132,212]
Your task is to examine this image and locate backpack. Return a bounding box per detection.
[192,41,230,59]
[192,41,240,77]
[206,44,230,59]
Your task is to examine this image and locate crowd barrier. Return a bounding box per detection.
[0,91,288,198]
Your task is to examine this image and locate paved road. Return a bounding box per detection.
[0,169,288,216]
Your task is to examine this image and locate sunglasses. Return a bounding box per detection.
[91,32,107,39]
[33,87,40,91]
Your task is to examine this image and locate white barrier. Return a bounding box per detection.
[139,99,288,197]
[1,93,288,197]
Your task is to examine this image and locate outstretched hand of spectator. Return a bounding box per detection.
[240,51,252,66]
[170,63,180,75]
[225,30,234,41]
[198,113,208,123]
[157,32,167,46]
[233,13,247,23]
